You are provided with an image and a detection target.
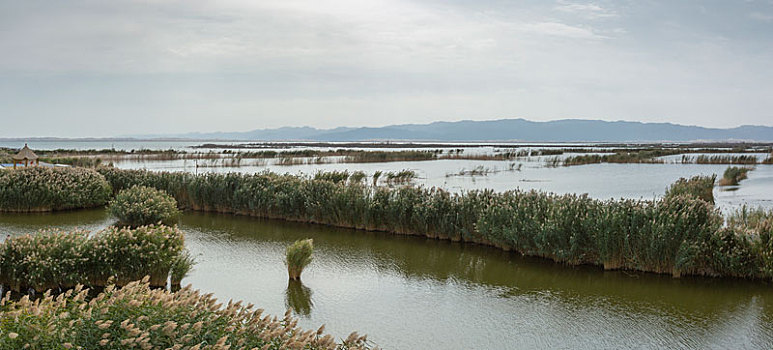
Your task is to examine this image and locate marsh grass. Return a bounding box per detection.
[109,185,180,227]
[562,150,680,166]
[664,175,716,204]
[0,167,111,212]
[89,167,773,279]
[719,166,752,186]
[0,279,370,349]
[0,225,191,292]
[286,239,314,280]
[315,171,350,184]
[384,170,417,184]
[39,156,104,167]
[693,155,759,165]
[446,166,493,177]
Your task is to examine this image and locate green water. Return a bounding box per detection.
[1,209,772,349]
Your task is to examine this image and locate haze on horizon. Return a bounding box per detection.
[1,0,772,138]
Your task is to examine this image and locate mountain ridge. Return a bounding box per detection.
[137,118,773,142]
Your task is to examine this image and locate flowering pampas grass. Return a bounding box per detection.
[0,278,371,349]
[286,239,313,280]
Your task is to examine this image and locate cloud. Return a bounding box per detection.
[749,11,773,21]
[1,0,773,137]
[554,1,618,19]
[520,22,607,40]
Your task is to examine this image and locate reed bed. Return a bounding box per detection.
[343,150,439,163]
[0,167,111,212]
[383,170,417,184]
[109,185,181,227]
[39,156,104,167]
[693,155,759,165]
[93,168,773,279]
[562,150,680,166]
[446,165,493,177]
[0,279,370,349]
[0,225,191,292]
[719,166,752,186]
[664,175,716,204]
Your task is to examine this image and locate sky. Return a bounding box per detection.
[1,0,772,137]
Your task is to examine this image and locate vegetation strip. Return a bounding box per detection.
[0,167,111,212]
[3,167,772,280]
[0,225,192,292]
[719,166,753,186]
[89,167,773,280]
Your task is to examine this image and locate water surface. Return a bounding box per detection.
[1,210,772,349]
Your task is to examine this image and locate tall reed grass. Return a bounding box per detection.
[109,185,181,227]
[93,168,773,279]
[719,166,752,186]
[0,225,191,292]
[562,150,678,166]
[0,167,111,212]
[286,239,314,280]
[0,279,369,349]
[664,175,716,204]
[694,155,758,164]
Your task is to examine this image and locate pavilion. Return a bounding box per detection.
[11,144,39,169]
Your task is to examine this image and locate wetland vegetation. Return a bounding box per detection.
[719,166,753,186]
[0,225,190,292]
[0,279,369,350]
[2,142,773,348]
[74,166,772,279]
[109,185,180,227]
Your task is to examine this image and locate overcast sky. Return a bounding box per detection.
[1,0,772,137]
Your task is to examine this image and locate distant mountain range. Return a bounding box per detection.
[153,118,773,142]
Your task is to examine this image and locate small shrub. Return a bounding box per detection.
[664,175,716,204]
[109,185,180,227]
[286,239,314,280]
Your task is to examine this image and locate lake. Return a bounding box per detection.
[1,209,772,349]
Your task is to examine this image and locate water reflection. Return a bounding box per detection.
[2,209,773,349]
[285,280,314,317]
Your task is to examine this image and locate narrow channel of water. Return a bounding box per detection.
[1,209,772,349]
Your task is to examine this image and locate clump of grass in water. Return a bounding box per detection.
[286,239,313,280]
[109,185,180,227]
[170,250,196,286]
[719,166,752,186]
[384,169,417,184]
[664,175,716,204]
[694,154,758,165]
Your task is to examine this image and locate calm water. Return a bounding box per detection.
[1,209,772,349]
